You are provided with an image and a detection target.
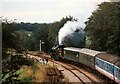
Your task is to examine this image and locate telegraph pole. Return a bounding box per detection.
[40,40,44,51]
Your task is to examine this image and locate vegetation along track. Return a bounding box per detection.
[54,61,96,84]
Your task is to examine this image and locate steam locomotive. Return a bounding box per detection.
[51,46,120,84]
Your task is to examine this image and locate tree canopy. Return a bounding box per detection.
[85,2,120,55]
[2,16,76,55]
[2,20,21,59]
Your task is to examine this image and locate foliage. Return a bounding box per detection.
[28,16,76,52]
[85,2,120,55]
[16,31,33,51]
[30,23,50,52]
[2,55,34,83]
[16,22,40,31]
[2,19,21,59]
[21,76,32,83]
[2,16,77,53]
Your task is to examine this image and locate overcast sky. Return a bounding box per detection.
[0,0,111,26]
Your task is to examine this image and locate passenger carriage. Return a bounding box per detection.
[63,47,80,62]
[114,59,120,84]
[79,48,101,69]
[95,53,120,83]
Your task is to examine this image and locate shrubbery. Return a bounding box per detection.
[2,54,34,83]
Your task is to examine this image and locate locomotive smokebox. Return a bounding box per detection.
[52,44,65,50]
[58,44,65,48]
[58,44,65,53]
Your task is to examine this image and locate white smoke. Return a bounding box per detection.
[58,21,86,47]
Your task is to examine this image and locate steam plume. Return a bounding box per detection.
[58,21,86,48]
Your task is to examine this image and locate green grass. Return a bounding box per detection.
[15,68,28,80]
[2,68,28,82]
[2,73,10,81]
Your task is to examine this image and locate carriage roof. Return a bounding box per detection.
[64,47,81,52]
[96,53,120,64]
[114,59,120,68]
[79,48,101,57]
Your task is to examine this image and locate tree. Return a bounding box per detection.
[15,31,32,51]
[2,19,21,59]
[85,2,120,55]
[48,16,75,48]
[30,23,50,52]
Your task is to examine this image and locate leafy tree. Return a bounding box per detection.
[85,2,120,55]
[2,19,21,59]
[48,16,76,48]
[15,31,32,51]
[30,23,50,52]
[2,18,35,83]
[16,22,39,31]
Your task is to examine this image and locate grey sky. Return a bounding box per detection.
[0,0,111,26]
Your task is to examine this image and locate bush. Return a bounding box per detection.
[2,54,34,83]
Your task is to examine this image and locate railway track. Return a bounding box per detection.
[53,60,97,84]
[26,53,105,83]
